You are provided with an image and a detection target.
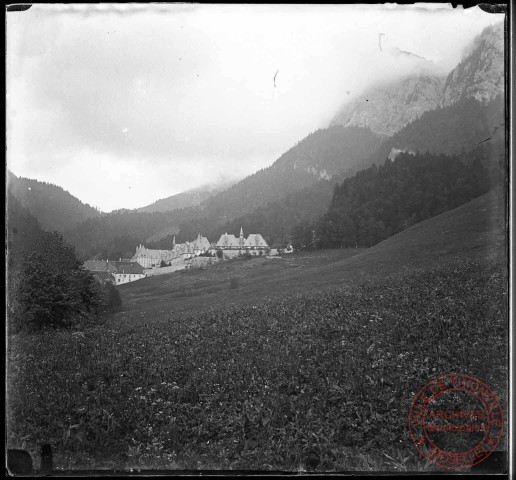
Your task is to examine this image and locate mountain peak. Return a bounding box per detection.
[441,21,504,107]
[330,22,505,138]
[330,73,445,137]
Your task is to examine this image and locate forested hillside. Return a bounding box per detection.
[170,126,382,241]
[63,210,179,261]
[207,180,336,247]
[365,95,505,169]
[8,173,101,233]
[190,95,505,247]
[57,94,505,257]
[137,185,227,213]
[291,149,494,250]
[6,191,45,262]
[61,126,382,256]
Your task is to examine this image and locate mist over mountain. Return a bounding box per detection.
[441,22,505,107]
[330,22,504,137]
[207,22,506,247]
[366,95,505,168]
[136,180,235,213]
[16,22,506,259]
[208,95,504,248]
[172,126,384,242]
[330,74,445,136]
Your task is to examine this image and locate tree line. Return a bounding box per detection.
[291,149,494,250]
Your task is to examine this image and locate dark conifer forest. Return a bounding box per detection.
[291,149,494,250]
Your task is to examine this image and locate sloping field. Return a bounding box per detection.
[288,186,507,288]
[117,188,506,320]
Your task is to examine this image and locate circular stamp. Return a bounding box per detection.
[408,374,503,470]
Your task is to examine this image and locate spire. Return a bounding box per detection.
[173,235,176,247]
[240,227,243,237]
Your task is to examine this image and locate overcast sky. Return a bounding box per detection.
[7,4,502,212]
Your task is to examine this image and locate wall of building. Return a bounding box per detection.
[113,273,146,285]
[144,263,186,276]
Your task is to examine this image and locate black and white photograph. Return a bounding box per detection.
[6,3,509,474]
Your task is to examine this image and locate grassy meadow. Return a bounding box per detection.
[6,190,508,472]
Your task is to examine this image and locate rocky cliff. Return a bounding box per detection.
[441,22,505,107]
[331,22,505,137]
[330,74,445,137]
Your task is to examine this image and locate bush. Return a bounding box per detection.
[100,282,122,314]
[216,249,224,259]
[9,232,103,332]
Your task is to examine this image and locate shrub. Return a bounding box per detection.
[216,249,224,260]
[9,232,103,332]
[100,282,122,313]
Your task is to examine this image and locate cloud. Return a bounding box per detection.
[7,4,502,211]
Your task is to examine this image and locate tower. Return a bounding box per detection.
[239,227,244,247]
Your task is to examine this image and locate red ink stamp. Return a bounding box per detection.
[408,374,503,470]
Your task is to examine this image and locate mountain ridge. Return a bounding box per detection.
[441,22,505,107]
[136,181,235,213]
[330,74,446,136]
[330,22,504,137]
[7,172,102,233]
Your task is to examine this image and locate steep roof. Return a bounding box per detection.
[244,234,268,248]
[133,245,173,260]
[113,261,145,274]
[216,233,239,248]
[192,234,211,251]
[84,260,117,272]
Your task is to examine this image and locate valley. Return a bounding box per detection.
[7,189,507,472]
[116,187,506,320]
[6,12,508,475]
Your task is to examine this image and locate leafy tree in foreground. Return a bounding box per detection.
[10,232,103,332]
